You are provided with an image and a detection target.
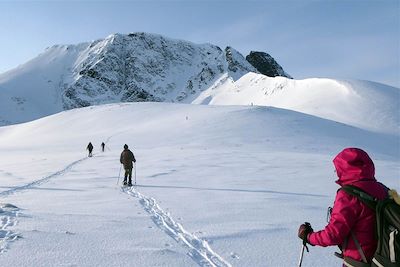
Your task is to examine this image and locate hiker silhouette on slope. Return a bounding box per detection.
[87,142,93,157]
[120,144,136,186]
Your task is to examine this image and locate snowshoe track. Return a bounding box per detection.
[0,156,88,253]
[123,187,232,267]
[0,203,20,253]
[0,157,87,197]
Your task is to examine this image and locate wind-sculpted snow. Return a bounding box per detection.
[123,186,232,267]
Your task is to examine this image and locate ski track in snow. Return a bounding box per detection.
[122,186,232,267]
[0,203,20,253]
[0,156,88,198]
[0,156,88,252]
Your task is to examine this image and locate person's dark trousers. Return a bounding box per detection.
[123,168,132,184]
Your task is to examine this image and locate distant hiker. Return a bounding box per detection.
[298,148,389,266]
[120,144,136,186]
[101,142,105,152]
[87,142,94,157]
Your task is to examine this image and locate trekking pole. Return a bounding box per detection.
[298,222,311,267]
[134,162,137,186]
[298,243,306,267]
[117,164,122,185]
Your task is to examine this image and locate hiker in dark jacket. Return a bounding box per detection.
[101,142,105,152]
[120,144,136,186]
[87,142,94,157]
[298,148,387,266]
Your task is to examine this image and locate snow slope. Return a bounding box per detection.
[194,73,400,135]
[0,103,398,266]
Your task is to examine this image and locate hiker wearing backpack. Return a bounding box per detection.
[120,144,136,186]
[297,148,399,267]
[87,142,94,157]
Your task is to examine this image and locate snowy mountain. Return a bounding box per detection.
[0,32,398,136]
[0,32,280,125]
[0,102,398,266]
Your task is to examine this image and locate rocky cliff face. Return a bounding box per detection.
[246,51,291,78]
[61,33,262,109]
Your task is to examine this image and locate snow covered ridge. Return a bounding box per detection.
[195,74,400,135]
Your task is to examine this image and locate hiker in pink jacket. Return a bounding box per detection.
[298,148,387,266]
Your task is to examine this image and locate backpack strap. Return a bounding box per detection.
[341,185,377,210]
[350,231,368,263]
[341,231,369,264]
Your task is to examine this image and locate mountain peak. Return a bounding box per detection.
[0,32,292,126]
[225,46,257,80]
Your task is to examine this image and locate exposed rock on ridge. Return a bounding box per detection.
[246,51,291,78]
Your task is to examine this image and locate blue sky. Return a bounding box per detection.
[0,0,399,87]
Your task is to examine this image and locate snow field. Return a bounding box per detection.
[0,102,398,266]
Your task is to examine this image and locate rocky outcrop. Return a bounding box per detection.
[246,51,291,78]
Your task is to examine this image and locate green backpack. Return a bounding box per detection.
[342,185,400,267]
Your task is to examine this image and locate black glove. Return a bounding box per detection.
[298,222,313,245]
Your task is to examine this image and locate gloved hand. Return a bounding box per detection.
[298,222,313,245]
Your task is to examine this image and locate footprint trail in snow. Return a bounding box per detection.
[0,203,20,253]
[0,157,88,197]
[0,156,88,253]
[122,186,232,267]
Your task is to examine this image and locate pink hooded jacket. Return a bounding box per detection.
[308,148,387,262]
